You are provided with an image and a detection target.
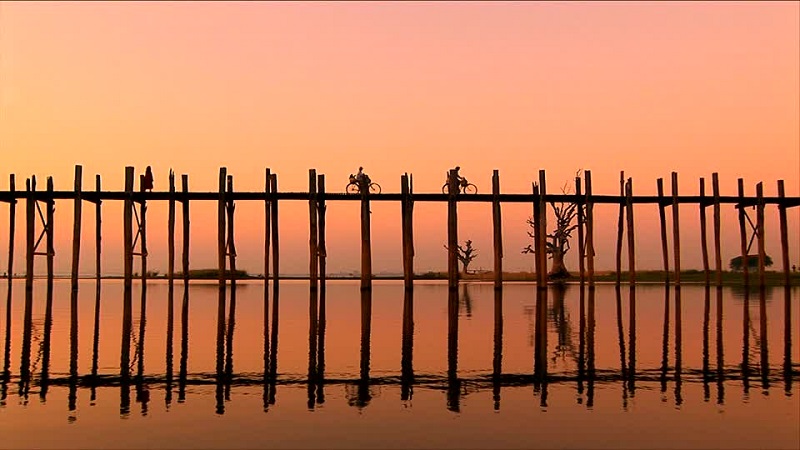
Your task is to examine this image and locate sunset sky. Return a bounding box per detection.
[0,1,798,276]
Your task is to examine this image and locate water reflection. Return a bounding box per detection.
[0,280,795,424]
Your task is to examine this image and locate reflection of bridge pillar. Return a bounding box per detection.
[492,288,503,410]
[447,288,460,412]
[401,288,414,401]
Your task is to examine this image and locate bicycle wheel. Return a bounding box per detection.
[464,183,478,195]
[369,183,382,194]
[442,183,450,194]
[346,183,360,194]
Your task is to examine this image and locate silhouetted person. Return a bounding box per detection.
[793,264,797,272]
[142,166,154,192]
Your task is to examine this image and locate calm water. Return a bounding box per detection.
[0,279,798,449]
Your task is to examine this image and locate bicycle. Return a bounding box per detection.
[442,179,478,195]
[346,176,381,194]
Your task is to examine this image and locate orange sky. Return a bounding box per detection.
[0,1,798,275]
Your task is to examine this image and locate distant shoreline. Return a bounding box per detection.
[5,270,798,286]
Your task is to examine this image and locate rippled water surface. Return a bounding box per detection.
[0,279,798,449]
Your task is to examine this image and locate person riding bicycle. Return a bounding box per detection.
[349,167,370,189]
[449,166,469,191]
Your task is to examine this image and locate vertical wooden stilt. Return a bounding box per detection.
[42,177,55,388]
[699,178,710,285]
[91,175,101,378]
[70,166,82,378]
[538,170,548,287]
[3,174,16,375]
[756,182,765,288]
[625,178,635,283]
[318,174,327,286]
[615,171,625,285]
[712,173,722,287]
[447,169,459,290]
[270,174,279,291]
[532,183,542,285]
[401,174,413,289]
[491,170,503,289]
[121,167,134,378]
[309,170,318,290]
[671,172,681,286]
[225,174,237,379]
[657,178,670,282]
[264,169,271,369]
[216,168,227,376]
[778,180,790,286]
[585,171,595,287]
[22,176,35,380]
[166,170,175,376]
[137,177,148,380]
[180,174,190,386]
[575,175,584,284]
[361,173,373,290]
[737,179,749,287]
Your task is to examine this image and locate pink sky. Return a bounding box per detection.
[0,1,798,275]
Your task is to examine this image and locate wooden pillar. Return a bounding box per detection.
[225,174,237,378]
[167,170,175,374]
[532,183,542,285]
[264,169,271,365]
[121,167,134,378]
[361,172,373,290]
[615,171,625,285]
[270,174,279,291]
[216,167,227,375]
[538,170,548,288]
[137,175,148,381]
[625,178,635,283]
[657,178,670,282]
[91,175,101,378]
[22,176,35,379]
[492,170,503,289]
[401,174,414,289]
[3,174,15,374]
[180,174,190,382]
[737,179,749,287]
[575,175,585,284]
[584,171,595,287]
[756,182,765,288]
[712,173,722,287]
[671,172,681,286]
[318,174,327,286]
[699,178,710,285]
[309,169,318,290]
[43,177,55,383]
[70,166,82,377]
[447,169,458,290]
[778,180,790,286]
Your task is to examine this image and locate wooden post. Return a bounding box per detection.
[216,167,227,375]
[70,166,82,377]
[361,172,373,290]
[3,174,15,375]
[657,178,670,282]
[401,174,413,288]
[778,180,790,286]
[264,169,271,366]
[270,174,279,291]
[712,173,722,287]
[575,175,584,284]
[91,175,101,378]
[225,174,237,378]
[22,176,35,379]
[447,169,458,290]
[756,182,765,288]
[43,177,55,384]
[585,171,595,287]
[737,179,749,287]
[615,171,625,285]
[309,169,318,290]
[625,178,635,283]
[180,174,190,383]
[699,178,710,285]
[318,174,327,286]
[167,170,175,375]
[137,175,148,381]
[671,172,681,286]
[538,170,548,288]
[121,167,134,378]
[492,170,503,289]
[532,183,542,286]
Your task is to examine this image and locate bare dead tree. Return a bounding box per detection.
[445,239,479,275]
[523,173,583,280]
